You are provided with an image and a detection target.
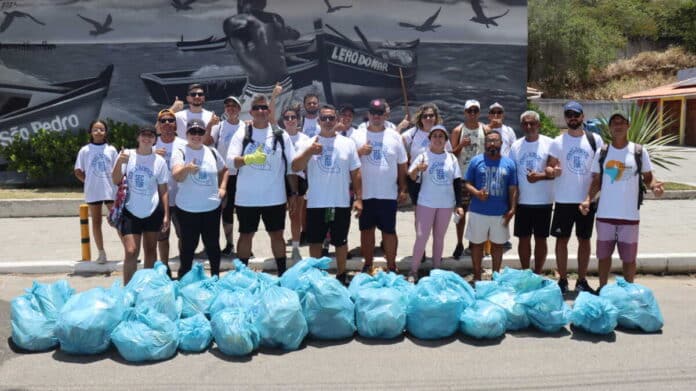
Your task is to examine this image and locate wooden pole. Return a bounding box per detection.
[399,67,410,118]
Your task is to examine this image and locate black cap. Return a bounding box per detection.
[186,119,206,132]
[368,98,387,114]
[339,103,355,114]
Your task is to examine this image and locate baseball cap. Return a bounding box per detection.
[186,119,206,132]
[339,103,355,114]
[138,126,157,136]
[608,111,629,123]
[224,96,241,107]
[464,100,480,110]
[489,102,504,112]
[368,98,387,114]
[563,101,583,114]
[157,109,175,120]
[428,124,448,139]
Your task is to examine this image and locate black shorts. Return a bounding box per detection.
[120,205,164,236]
[514,204,553,238]
[87,200,114,205]
[297,176,308,197]
[359,199,397,234]
[550,202,596,239]
[236,203,286,233]
[222,175,237,224]
[158,206,181,241]
[306,207,351,246]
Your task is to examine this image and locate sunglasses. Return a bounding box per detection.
[564,111,582,118]
[369,110,385,116]
[252,105,269,111]
[320,115,336,122]
[283,115,298,121]
[422,113,436,120]
[188,128,205,135]
[465,108,480,114]
[489,110,503,115]
[521,121,538,127]
[159,118,176,124]
[189,92,205,97]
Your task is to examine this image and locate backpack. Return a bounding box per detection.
[598,143,646,209]
[108,151,131,229]
[242,123,293,195]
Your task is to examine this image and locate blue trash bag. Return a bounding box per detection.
[407,270,475,339]
[460,300,507,339]
[209,289,257,316]
[492,267,545,294]
[301,275,356,340]
[11,280,74,351]
[599,277,663,332]
[347,272,382,301]
[177,313,213,352]
[111,307,179,362]
[254,286,308,350]
[516,279,570,333]
[280,257,330,291]
[570,292,619,334]
[179,276,219,318]
[218,259,278,294]
[134,274,181,321]
[179,262,208,287]
[55,281,126,354]
[124,261,171,306]
[211,308,260,356]
[353,271,413,339]
[475,281,529,331]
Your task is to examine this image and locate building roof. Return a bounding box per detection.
[624,77,696,100]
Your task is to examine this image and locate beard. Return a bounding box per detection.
[567,120,582,130]
[305,108,318,115]
[486,146,500,156]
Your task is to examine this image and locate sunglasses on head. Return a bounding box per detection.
[252,105,269,111]
[188,128,205,135]
[159,118,176,124]
[422,113,436,120]
[283,115,297,121]
[369,109,385,116]
[465,108,480,114]
[564,111,582,118]
[189,92,205,97]
[320,115,336,122]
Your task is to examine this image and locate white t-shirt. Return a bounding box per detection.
[489,124,518,157]
[455,122,486,175]
[171,146,225,213]
[228,125,296,207]
[409,150,461,209]
[342,126,357,139]
[155,137,187,206]
[549,132,604,203]
[302,116,320,138]
[350,127,407,200]
[402,127,452,162]
[211,119,243,175]
[74,143,118,203]
[175,108,213,138]
[509,135,555,205]
[288,131,310,179]
[296,134,361,208]
[592,142,652,221]
[122,151,169,218]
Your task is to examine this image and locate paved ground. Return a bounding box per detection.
[1,274,695,390]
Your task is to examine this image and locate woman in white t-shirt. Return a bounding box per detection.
[171,119,228,279]
[279,104,309,261]
[112,126,170,284]
[407,125,465,283]
[74,119,118,264]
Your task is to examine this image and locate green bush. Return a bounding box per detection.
[0,119,140,186]
[527,102,560,138]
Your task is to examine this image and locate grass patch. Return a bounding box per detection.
[0,187,82,199]
[663,182,696,191]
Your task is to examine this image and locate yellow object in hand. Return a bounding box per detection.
[244,144,267,165]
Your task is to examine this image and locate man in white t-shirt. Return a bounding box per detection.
[227,94,299,276]
[547,101,604,294]
[485,102,518,157]
[580,111,663,291]
[207,95,244,257]
[509,110,555,274]
[350,98,408,273]
[173,83,215,139]
[301,93,321,138]
[292,104,363,285]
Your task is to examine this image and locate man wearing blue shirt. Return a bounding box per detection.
[464,130,518,281]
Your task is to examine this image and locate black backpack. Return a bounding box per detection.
[598,143,646,209]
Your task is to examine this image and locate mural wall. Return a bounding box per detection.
[0,0,527,146]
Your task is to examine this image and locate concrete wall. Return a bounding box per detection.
[535,99,633,128]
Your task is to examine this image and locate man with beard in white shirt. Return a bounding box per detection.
[301,93,322,138]
[172,84,215,139]
[293,104,363,285]
[509,111,555,274]
[351,98,408,273]
[547,101,604,294]
[228,94,299,276]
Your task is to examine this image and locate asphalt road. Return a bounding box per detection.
[1,274,695,390]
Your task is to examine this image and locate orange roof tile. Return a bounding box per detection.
[624,80,696,100]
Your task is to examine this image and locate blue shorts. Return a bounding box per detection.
[359,199,397,234]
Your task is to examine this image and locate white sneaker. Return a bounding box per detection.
[291,247,302,262]
[96,251,107,264]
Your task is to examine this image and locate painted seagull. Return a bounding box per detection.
[0,11,45,33]
[171,0,196,12]
[470,0,509,28]
[324,0,352,13]
[398,7,441,32]
[77,13,113,36]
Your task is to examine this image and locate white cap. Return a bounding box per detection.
[464,100,480,110]
[489,102,504,111]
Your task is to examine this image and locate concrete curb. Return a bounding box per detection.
[1,253,695,275]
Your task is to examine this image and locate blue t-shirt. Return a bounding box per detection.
[465,154,517,216]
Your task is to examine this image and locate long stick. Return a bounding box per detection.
[398,67,410,118]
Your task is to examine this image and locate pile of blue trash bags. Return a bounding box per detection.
[11,262,664,362]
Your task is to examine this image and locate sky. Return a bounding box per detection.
[0,0,527,45]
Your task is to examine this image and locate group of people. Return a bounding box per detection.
[74,84,664,293]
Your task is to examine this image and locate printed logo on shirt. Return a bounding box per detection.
[243,141,273,171]
[566,147,591,175]
[519,152,543,173]
[478,165,508,197]
[190,158,214,186]
[367,141,387,166]
[428,160,449,185]
[129,165,154,196]
[605,160,633,183]
[89,153,111,178]
[317,146,340,174]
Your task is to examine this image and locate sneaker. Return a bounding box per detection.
[452,243,464,259]
[361,263,373,273]
[407,273,417,284]
[575,278,597,295]
[221,243,234,256]
[291,247,302,262]
[336,272,348,286]
[96,251,107,264]
[558,278,569,294]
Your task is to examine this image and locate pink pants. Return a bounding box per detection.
[411,205,451,274]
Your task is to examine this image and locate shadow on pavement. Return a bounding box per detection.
[457,334,506,346]
[405,334,458,348]
[508,327,571,339]
[209,347,255,362]
[569,325,617,343]
[354,334,405,345]
[0,300,19,365]
[305,336,354,348]
[52,346,115,364]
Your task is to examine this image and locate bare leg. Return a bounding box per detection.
[382,233,398,270]
[309,243,322,258]
[471,242,484,281]
[89,204,105,251]
[456,214,466,246]
[533,236,548,274]
[289,197,304,242]
[577,237,591,280]
[598,257,612,288]
[518,235,532,270]
[555,237,570,279]
[237,232,254,259]
[360,228,375,266]
[223,223,234,246]
[622,261,636,283]
[121,233,141,284]
[335,244,347,274]
[158,239,169,263]
[268,230,286,259]
[490,243,504,273]
[142,231,159,269]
